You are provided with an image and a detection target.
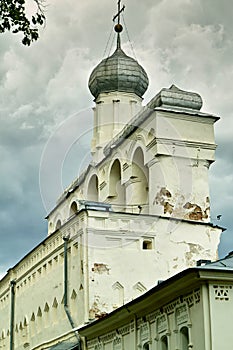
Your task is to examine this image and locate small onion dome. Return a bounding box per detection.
[88,46,149,99]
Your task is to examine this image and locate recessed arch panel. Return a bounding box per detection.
[87,174,99,201]
[55,219,62,230]
[128,147,149,211]
[109,159,125,210]
[161,335,168,350]
[69,201,78,217]
[180,326,189,350]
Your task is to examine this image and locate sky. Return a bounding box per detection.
[0,0,233,277]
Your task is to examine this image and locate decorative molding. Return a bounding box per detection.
[118,324,130,336]
[99,181,107,190]
[163,299,180,315]
[112,282,124,290]
[100,331,116,344]
[133,282,147,294]
[140,322,150,342]
[94,341,104,350]
[87,338,101,348]
[175,303,190,326]
[124,177,141,187]
[157,314,168,334]
[52,298,58,308]
[71,289,77,300]
[44,302,49,312]
[213,285,232,301]
[113,335,123,350]
[155,107,219,124]
[146,137,216,152]
[146,137,157,150]
[145,157,160,168]
[123,162,130,171]
[147,310,160,324]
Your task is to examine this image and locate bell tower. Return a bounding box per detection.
[88,1,149,162]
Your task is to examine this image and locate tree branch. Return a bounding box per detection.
[0,0,46,45]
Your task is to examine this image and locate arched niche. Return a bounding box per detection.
[69,201,78,217]
[87,174,99,201]
[127,147,149,211]
[161,335,168,350]
[180,326,189,350]
[55,219,62,230]
[108,159,125,210]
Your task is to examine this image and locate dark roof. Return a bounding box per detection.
[200,253,233,270]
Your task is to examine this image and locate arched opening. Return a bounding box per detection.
[87,174,99,201]
[143,342,150,350]
[55,219,62,230]
[109,159,125,210]
[180,326,189,350]
[161,335,168,350]
[69,201,78,217]
[128,147,149,212]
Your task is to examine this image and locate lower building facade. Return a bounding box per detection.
[79,256,233,350]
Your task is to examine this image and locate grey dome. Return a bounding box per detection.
[88,46,149,99]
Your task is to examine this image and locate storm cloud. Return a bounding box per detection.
[0,0,232,276]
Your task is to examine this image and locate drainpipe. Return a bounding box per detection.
[63,237,81,348]
[10,279,16,350]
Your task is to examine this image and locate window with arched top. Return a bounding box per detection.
[69,201,78,217]
[180,326,189,350]
[87,174,99,201]
[161,335,168,350]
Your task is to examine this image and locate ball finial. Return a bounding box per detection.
[114,23,123,33]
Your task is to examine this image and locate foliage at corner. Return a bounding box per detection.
[0,0,45,46]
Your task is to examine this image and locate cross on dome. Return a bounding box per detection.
[113,0,125,33]
[88,2,149,99]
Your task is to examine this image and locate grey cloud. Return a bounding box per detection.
[0,0,233,277]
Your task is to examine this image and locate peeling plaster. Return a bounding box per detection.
[154,187,210,221]
[92,263,110,274]
[185,243,204,265]
[183,202,208,221]
[89,300,101,320]
[89,296,108,320]
[164,201,174,215]
[153,188,173,215]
